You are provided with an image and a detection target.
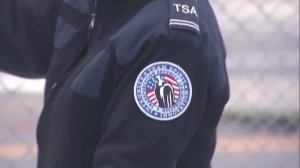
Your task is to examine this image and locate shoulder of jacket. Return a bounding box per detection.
[111,0,202,65]
[110,1,167,65]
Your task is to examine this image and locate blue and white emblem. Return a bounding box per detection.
[134,61,192,121]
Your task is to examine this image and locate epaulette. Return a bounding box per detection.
[169,0,200,34]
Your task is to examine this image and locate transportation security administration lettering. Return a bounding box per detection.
[173,3,198,17]
[169,0,200,33]
[134,62,192,121]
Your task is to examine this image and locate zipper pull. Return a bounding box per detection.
[89,13,96,30]
[88,12,96,47]
[46,82,58,99]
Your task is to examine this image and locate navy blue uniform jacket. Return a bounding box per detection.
[0,0,229,167]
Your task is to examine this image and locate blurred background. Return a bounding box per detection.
[0,0,299,167]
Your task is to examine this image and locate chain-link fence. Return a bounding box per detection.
[211,0,299,167]
[0,0,299,168]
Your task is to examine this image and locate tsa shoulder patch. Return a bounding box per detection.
[169,0,200,34]
[134,62,192,121]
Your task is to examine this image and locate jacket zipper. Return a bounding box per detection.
[87,0,97,47]
[46,0,97,101]
[89,13,96,30]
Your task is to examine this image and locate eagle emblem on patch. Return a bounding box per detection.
[134,61,192,121]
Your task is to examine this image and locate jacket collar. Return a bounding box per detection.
[91,0,153,37]
[87,0,153,13]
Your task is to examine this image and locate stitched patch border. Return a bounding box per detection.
[134,61,192,121]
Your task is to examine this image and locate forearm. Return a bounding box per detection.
[0,0,61,78]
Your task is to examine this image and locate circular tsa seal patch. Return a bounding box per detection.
[134,61,192,121]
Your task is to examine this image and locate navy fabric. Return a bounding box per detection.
[71,50,110,98]
[54,17,77,49]
[0,0,229,168]
[111,1,168,65]
[64,0,89,14]
[0,0,61,77]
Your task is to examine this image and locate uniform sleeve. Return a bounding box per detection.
[93,31,212,168]
[0,0,61,78]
